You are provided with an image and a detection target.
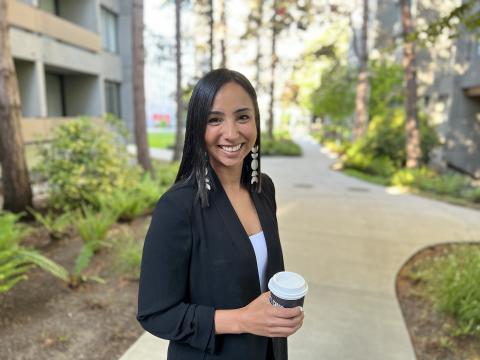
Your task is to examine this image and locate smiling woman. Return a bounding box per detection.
[137,69,304,360]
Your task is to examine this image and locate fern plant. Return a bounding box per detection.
[0,212,69,293]
[69,206,116,287]
[29,208,72,240]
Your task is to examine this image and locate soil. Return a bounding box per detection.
[0,216,150,360]
[396,243,480,360]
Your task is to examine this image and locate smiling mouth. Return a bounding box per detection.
[218,143,244,153]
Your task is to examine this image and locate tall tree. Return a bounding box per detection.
[267,0,279,140]
[219,0,227,68]
[353,0,369,140]
[242,0,265,90]
[132,0,153,174]
[0,0,33,213]
[208,0,214,70]
[400,0,422,168]
[173,0,184,161]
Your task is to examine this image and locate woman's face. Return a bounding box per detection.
[205,81,257,172]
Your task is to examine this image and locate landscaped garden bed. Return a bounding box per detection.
[396,243,480,359]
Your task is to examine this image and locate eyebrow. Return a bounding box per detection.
[208,107,252,115]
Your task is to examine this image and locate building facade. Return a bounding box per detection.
[8,0,135,142]
[371,0,480,178]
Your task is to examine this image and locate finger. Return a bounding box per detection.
[268,316,301,328]
[271,306,302,318]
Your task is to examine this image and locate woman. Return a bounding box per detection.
[137,69,304,360]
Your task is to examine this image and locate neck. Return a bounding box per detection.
[210,161,244,194]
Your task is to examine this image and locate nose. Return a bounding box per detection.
[224,118,239,140]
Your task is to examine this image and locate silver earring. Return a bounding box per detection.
[205,167,211,191]
[204,153,211,191]
[251,145,259,184]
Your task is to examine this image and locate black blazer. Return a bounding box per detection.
[137,166,287,360]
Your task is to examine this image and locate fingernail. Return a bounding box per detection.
[298,306,303,312]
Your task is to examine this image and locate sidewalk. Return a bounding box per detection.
[120,134,480,359]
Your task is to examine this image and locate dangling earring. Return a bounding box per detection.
[205,167,211,191]
[204,152,211,191]
[251,145,259,184]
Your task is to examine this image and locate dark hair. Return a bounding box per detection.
[174,68,262,207]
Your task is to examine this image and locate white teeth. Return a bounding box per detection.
[220,144,242,152]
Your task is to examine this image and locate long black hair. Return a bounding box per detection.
[174,68,262,207]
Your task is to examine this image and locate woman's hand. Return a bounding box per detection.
[239,292,304,337]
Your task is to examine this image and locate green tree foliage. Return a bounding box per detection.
[415,0,480,42]
[311,64,356,122]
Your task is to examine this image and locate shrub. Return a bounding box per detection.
[111,230,142,280]
[0,212,69,293]
[391,167,436,187]
[37,117,135,210]
[416,173,469,197]
[425,246,480,336]
[156,162,180,187]
[342,108,440,174]
[342,139,396,178]
[261,137,302,156]
[464,187,480,203]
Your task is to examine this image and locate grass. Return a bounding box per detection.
[148,132,175,149]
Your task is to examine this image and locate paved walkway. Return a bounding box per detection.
[120,134,480,360]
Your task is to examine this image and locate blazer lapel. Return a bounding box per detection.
[208,166,281,294]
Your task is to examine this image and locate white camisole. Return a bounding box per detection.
[248,231,268,292]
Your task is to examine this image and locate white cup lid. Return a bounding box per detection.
[268,271,308,300]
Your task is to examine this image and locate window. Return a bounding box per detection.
[38,0,59,15]
[101,7,118,53]
[105,81,121,117]
[46,73,66,117]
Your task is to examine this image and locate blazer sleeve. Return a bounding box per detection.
[137,192,216,354]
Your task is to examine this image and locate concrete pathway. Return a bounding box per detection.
[120,134,480,360]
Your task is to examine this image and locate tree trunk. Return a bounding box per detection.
[132,0,153,174]
[353,0,369,140]
[208,0,214,71]
[219,0,227,68]
[0,0,33,213]
[173,0,184,162]
[267,0,278,140]
[400,0,422,168]
[255,0,263,90]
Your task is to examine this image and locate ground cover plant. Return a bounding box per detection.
[397,243,480,359]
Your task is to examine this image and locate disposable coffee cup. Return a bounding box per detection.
[268,271,308,308]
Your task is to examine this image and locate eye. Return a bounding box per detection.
[238,115,250,122]
[208,118,222,125]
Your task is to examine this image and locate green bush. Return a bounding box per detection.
[391,167,436,187]
[111,230,142,280]
[423,246,480,336]
[416,173,469,197]
[37,117,135,210]
[464,187,480,203]
[342,108,440,174]
[156,162,180,187]
[0,212,69,293]
[91,174,163,222]
[261,137,302,157]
